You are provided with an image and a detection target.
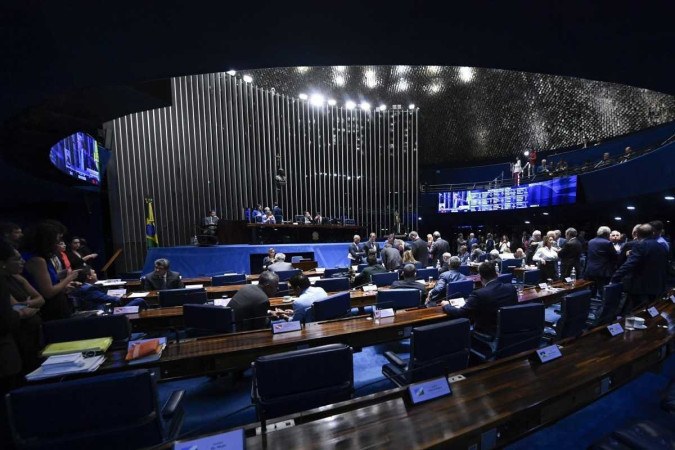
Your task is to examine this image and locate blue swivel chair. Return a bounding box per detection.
[471,303,545,362]
[5,369,185,450]
[158,288,208,308]
[417,268,439,281]
[183,304,235,337]
[458,265,471,276]
[588,283,623,327]
[376,289,421,310]
[357,263,368,273]
[211,274,246,286]
[308,292,352,322]
[274,269,301,282]
[382,318,471,386]
[323,267,350,279]
[497,273,513,284]
[251,344,354,432]
[500,259,523,274]
[314,277,350,292]
[523,269,541,286]
[372,272,399,287]
[42,315,131,350]
[545,290,591,341]
[446,280,475,299]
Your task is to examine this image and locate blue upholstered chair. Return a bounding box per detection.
[314,277,350,292]
[500,259,523,274]
[251,344,354,432]
[308,292,352,322]
[376,289,421,310]
[275,281,290,297]
[382,318,471,386]
[5,369,185,450]
[471,303,545,362]
[458,265,471,276]
[274,269,301,282]
[446,280,475,299]
[545,290,591,341]
[357,263,368,273]
[588,282,623,327]
[183,304,235,337]
[42,315,131,350]
[497,273,514,284]
[523,269,541,286]
[323,267,350,279]
[158,288,208,308]
[291,256,303,263]
[372,271,399,287]
[211,273,246,286]
[416,267,439,281]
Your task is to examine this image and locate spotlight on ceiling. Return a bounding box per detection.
[226,70,236,76]
[310,94,325,106]
[345,101,356,110]
[334,75,346,86]
[242,75,253,83]
[299,93,308,100]
[542,212,549,216]
[626,206,636,210]
[360,102,371,111]
[524,220,531,224]
[458,66,475,82]
[665,196,675,201]
[327,99,337,106]
[379,104,387,111]
[524,150,530,156]
[408,104,415,109]
[614,217,622,221]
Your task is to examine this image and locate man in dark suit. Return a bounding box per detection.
[618,224,640,267]
[230,270,279,331]
[584,226,617,298]
[141,258,184,291]
[611,223,668,312]
[349,235,365,264]
[391,264,426,296]
[440,261,517,337]
[353,255,387,286]
[363,233,380,257]
[409,231,429,266]
[426,256,468,305]
[430,231,451,267]
[381,243,402,271]
[558,227,582,278]
[609,230,623,254]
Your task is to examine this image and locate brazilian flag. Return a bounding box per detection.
[145,198,159,248]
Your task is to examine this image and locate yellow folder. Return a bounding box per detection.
[41,337,113,357]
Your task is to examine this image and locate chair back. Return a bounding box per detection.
[357,263,368,273]
[290,256,303,263]
[372,271,399,287]
[458,265,471,276]
[158,288,208,308]
[42,315,131,349]
[275,281,290,297]
[376,289,421,310]
[408,318,471,382]
[501,259,523,274]
[446,280,474,299]
[211,274,246,286]
[314,277,350,292]
[183,304,235,336]
[274,269,301,282]
[6,370,170,450]
[310,292,352,321]
[493,303,545,359]
[252,344,354,421]
[416,268,439,281]
[497,273,513,284]
[323,267,349,278]
[478,253,488,262]
[523,269,541,285]
[596,283,624,325]
[555,290,592,339]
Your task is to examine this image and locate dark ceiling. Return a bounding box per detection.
[1,1,674,172]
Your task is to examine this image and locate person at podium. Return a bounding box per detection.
[313,211,323,225]
[141,258,184,291]
[201,209,219,235]
[303,211,314,224]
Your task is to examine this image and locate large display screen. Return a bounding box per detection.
[49,132,103,185]
[438,176,577,213]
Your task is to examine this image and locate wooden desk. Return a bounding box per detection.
[166,297,673,449]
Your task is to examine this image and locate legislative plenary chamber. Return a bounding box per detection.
[1,4,675,450]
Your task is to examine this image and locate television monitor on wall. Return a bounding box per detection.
[49,132,107,185]
[438,176,577,213]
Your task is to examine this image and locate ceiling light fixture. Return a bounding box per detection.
[360,102,371,111]
[408,104,415,109]
[299,93,308,100]
[665,196,675,201]
[379,104,387,111]
[226,70,236,76]
[614,217,622,221]
[345,101,356,110]
[310,94,324,106]
[626,206,636,210]
[327,99,337,106]
[242,75,253,83]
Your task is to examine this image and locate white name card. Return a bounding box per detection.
[174,428,244,450]
[271,320,302,334]
[647,307,659,317]
[607,323,624,336]
[214,298,231,307]
[113,306,139,315]
[538,283,548,289]
[107,289,127,298]
[407,376,452,405]
[374,308,395,319]
[362,284,377,292]
[536,344,562,363]
[185,284,203,289]
[449,298,466,308]
[308,276,321,284]
[564,277,572,283]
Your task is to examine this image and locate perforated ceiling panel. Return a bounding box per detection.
[245,66,675,167]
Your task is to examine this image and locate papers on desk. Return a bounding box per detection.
[107,288,127,298]
[174,429,244,450]
[95,279,126,287]
[315,267,326,274]
[126,337,166,365]
[41,337,112,357]
[128,292,150,298]
[308,276,321,284]
[113,306,139,315]
[26,353,106,381]
[449,298,466,308]
[214,298,231,307]
[186,284,204,289]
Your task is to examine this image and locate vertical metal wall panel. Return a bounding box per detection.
[104,73,418,271]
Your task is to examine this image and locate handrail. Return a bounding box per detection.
[101,248,123,276]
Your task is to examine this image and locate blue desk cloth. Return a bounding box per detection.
[143,243,355,278]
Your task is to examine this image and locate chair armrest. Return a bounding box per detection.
[162,390,185,420]
[383,351,406,367]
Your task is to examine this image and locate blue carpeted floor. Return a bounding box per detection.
[161,343,675,446]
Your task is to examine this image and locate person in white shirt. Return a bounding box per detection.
[533,236,559,280]
[271,273,328,323]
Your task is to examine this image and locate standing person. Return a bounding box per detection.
[558,227,582,278]
[485,233,495,253]
[533,236,559,280]
[409,231,429,267]
[66,236,98,270]
[202,209,219,235]
[381,243,402,271]
[525,230,543,264]
[498,235,511,253]
[262,247,276,269]
[349,235,365,264]
[430,231,451,267]
[584,226,617,298]
[363,233,380,257]
[230,270,278,331]
[456,233,466,254]
[609,230,623,254]
[303,211,314,224]
[267,253,294,272]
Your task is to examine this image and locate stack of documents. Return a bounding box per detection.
[41,337,113,357]
[26,353,106,381]
[125,337,167,365]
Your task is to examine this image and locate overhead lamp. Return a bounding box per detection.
[408,104,415,109]
[242,75,253,83]
[327,99,337,106]
[379,104,386,111]
[418,217,422,221]
[334,75,346,86]
[614,217,622,221]
[226,70,236,76]
[345,101,356,110]
[542,212,549,216]
[626,206,636,210]
[360,102,371,111]
[299,93,308,100]
[458,66,474,82]
[524,220,531,224]
[524,150,530,156]
[310,94,324,106]
[665,196,675,201]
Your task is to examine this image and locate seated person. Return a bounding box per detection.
[262,210,276,224]
[487,249,501,264]
[353,255,387,286]
[141,258,184,291]
[70,267,147,311]
[619,146,633,163]
[438,252,452,274]
[426,256,467,305]
[271,273,328,323]
[402,250,419,267]
[440,261,517,337]
[303,211,314,224]
[514,248,525,259]
[202,209,219,235]
[251,204,264,222]
[0,221,23,249]
[594,152,612,169]
[390,264,426,297]
[469,243,484,263]
[267,253,294,272]
[537,159,550,175]
[457,245,469,265]
[66,236,98,270]
[262,247,276,269]
[230,270,278,331]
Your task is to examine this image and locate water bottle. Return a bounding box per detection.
[436,260,441,270]
[570,267,576,285]
[495,262,500,274]
[521,258,525,268]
